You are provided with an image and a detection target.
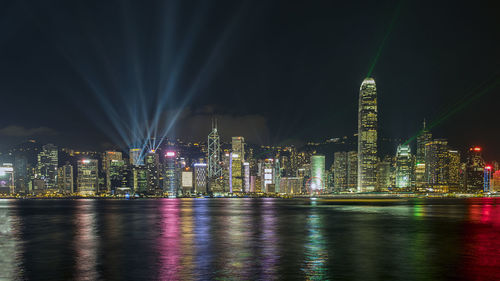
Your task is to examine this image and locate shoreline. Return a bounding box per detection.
[1,193,499,200]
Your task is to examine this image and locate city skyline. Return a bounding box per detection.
[2,2,500,280]
[1,109,498,196]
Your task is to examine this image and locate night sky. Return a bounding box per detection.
[0,0,499,159]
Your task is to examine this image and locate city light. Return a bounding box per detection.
[2,2,500,280]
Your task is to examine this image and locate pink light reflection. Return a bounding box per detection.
[462,199,500,280]
[157,199,181,280]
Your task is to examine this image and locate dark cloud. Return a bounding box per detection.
[0,125,58,137]
[158,107,270,144]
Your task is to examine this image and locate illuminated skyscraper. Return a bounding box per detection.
[208,119,222,178]
[347,151,358,191]
[145,150,160,193]
[129,148,142,166]
[465,147,485,192]
[377,156,392,191]
[261,159,276,193]
[279,177,302,194]
[0,163,14,194]
[310,155,325,192]
[491,170,500,192]
[416,120,432,163]
[425,139,449,192]
[77,159,98,195]
[14,156,28,194]
[448,150,461,191]
[132,166,148,193]
[358,77,378,192]
[164,151,178,197]
[230,136,245,193]
[333,152,347,190]
[108,159,125,193]
[279,150,293,177]
[228,137,245,192]
[103,151,122,192]
[395,144,412,189]
[243,162,250,192]
[231,137,245,161]
[181,167,193,195]
[415,120,432,189]
[193,163,207,194]
[103,151,122,173]
[333,151,357,191]
[57,164,73,194]
[36,144,58,190]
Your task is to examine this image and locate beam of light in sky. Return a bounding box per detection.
[150,1,210,148]
[366,0,405,78]
[55,46,134,149]
[154,3,247,150]
[404,73,500,145]
[64,23,146,151]
[154,2,248,150]
[35,9,131,149]
[38,0,249,155]
[119,0,156,152]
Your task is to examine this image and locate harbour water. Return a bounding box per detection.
[1,198,499,280]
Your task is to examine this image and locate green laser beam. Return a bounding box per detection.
[429,71,500,126]
[404,75,500,145]
[366,0,405,78]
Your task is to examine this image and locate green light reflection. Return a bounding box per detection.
[302,207,328,280]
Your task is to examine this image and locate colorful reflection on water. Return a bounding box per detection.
[0,198,499,280]
[462,198,500,280]
[302,202,328,280]
[74,199,99,281]
[157,199,181,280]
[0,199,22,280]
[260,198,279,279]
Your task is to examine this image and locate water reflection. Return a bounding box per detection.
[260,199,279,279]
[215,199,254,279]
[302,200,328,280]
[1,198,500,280]
[0,200,22,280]
[193,199,211,279]
[157,199,181,280]
[412,200,426,218]
[462,199,500,280]
[74,199,99,281]
[179,199,195,279]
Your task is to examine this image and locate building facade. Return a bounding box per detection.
[310,155,325,192]
[358,77,378,192]
[395,144,412,189]
[36,144,58,190]
[77,159,98,195]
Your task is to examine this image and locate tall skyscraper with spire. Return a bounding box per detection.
[416,120,432,164]
[208,118,222,178]
[415,120,432,190]
[357,77,378,192]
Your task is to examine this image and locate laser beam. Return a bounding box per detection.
[404,73,500,145]
[366,0,405,78]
